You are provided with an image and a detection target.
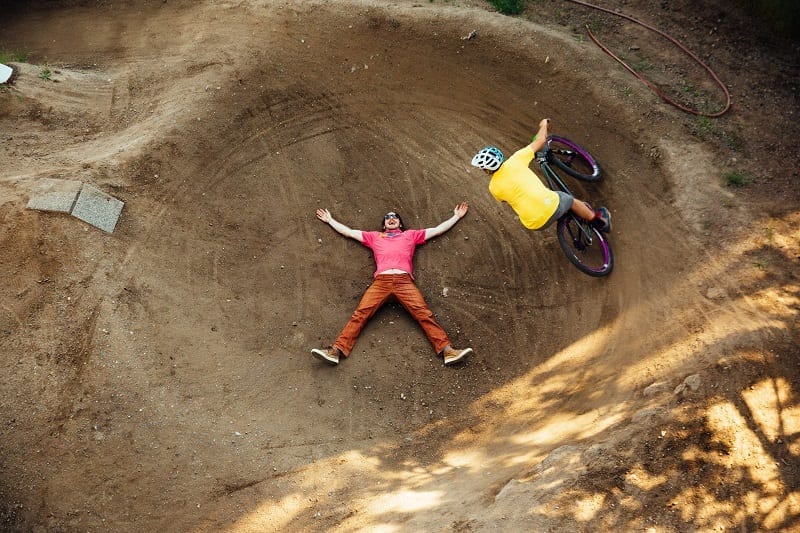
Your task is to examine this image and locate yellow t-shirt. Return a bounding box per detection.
[488,145,559,230]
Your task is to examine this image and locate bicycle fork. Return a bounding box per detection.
[565,214,595,250]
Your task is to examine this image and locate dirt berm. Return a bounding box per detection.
[0,0,797,531]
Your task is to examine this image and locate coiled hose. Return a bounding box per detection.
[564,0,732,117]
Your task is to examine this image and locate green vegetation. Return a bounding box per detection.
[764,226,776,244]
[586,18,602,34]
[39,67,52,81]
[0,49,28,63]
[691,117,741,150]
[488,0,524,15]
[719,130,742,150]
[682,84,701,97]
[631,59,654,72]
[693,117,714,139]
[725,170,756,187]
[685,89,721,117]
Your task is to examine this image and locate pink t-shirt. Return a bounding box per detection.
[361,229,427,278]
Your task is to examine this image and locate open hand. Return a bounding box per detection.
[316,208,331,223]
[454,201,469,218]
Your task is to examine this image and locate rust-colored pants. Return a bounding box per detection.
[333,273,451,356]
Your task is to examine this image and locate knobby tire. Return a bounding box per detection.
[546,136,602,182]
[556,216,613,277]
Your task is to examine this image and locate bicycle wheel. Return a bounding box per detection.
[556,216,613,277]
[546,135,602,182]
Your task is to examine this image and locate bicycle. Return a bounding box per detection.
[536,135,613,277]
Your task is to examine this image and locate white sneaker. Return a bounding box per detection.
[311,347,340,366]
[443,347,473,365]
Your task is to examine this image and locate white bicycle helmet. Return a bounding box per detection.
[471,145,504,171]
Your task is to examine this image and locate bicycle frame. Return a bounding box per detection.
[533,136,613,277]
[535,150,595,242]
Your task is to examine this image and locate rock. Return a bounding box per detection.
[643,381,669,396]
[674,374,702,395]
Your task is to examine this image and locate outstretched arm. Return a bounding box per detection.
[424,201,469,240]
[527,118,550,153]
[316,208,364,242]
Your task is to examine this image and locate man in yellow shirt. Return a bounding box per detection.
[472,118,610,232]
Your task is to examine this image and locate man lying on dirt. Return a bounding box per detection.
[311,203,473,367]
[471,118,611,233]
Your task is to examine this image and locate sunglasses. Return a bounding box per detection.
[384,213,399,220]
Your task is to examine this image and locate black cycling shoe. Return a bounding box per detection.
[593,206,612,233]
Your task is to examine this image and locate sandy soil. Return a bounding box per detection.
[0,0,798,531]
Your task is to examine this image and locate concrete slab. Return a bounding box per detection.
[25,178,82,213]
[70,184,124,233]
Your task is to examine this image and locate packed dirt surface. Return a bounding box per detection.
[1,0,798,531]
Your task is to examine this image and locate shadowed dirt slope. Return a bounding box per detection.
[0,0,797,531]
